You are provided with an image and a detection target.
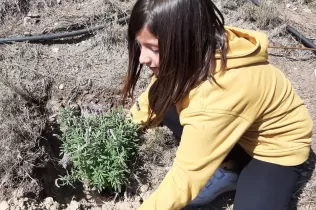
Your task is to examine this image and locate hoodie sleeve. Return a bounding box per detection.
[137,111,251,210]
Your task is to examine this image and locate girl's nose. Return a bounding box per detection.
[139,49,151,65]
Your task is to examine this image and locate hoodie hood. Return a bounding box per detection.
[215,26,269,72]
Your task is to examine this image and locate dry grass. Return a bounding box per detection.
[0,0,316,209]
[140,126,177,164]
[0,0,134,201]
[0,66,51,199]
[238,0,283,29]
[0,0,29,23]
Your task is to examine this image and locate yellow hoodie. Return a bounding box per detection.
[129,26,313,210]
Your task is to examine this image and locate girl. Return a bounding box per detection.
[122,0,313,209]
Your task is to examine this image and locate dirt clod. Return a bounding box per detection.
[58,84,64,90]
[66,201,80,210]
[49,203,60,210]
[44,197,54,209]
[0,201,9,210]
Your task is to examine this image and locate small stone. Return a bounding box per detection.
[0,201,9,210]
[133,196,142,202]
[23,17,32,26]
[314,69,316,78]
[303,8,311,14]
[66,201,80,210]
[23,32,32,36]
[18,199,24,208]
[58,84,64,90]
[26,13,40,18]
[48,114,58,122]
[139,184,149,193]
[286,3,291,8]
[85,194,92,200]
[44,197,54,209]
[52,47,59,53]
[57,0,62,4]
[292,7,298,11]
[49,203,60,210]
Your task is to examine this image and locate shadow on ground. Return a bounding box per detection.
[290,149,316,210]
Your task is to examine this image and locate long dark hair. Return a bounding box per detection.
[122,0,228,126]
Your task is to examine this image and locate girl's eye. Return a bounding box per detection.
[152,49,159,54]
[136,41,142,49]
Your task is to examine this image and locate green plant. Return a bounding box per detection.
[56,108,140,193]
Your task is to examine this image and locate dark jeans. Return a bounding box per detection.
[162,106,303,210]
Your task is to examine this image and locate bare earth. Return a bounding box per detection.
[0,0,315,209]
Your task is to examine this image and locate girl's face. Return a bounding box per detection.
[136,25,160,76]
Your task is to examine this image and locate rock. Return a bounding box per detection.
[0,201,9,210]
[49,203,60,210]
[44,197,54,209]
[26,13,40,18]
[17,199,24,208]
[286,3,291,8]
[133,196,142,202]
[48,114,58,122]
[85,194,92,200]
[303,8,312,13]
[52,47,59,53]
[66,201,80,210]
[23,32,32,36]
[57,0,62,4]
[139,184,149,193]
[58,84,64,90]
[23,17,32,26]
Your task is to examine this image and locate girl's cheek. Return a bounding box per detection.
[156,55,160,67]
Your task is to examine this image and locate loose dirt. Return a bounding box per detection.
[0,0,315,209]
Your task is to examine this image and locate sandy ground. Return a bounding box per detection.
[0,0,315,209]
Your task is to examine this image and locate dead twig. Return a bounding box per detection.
[268,45,316,51]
